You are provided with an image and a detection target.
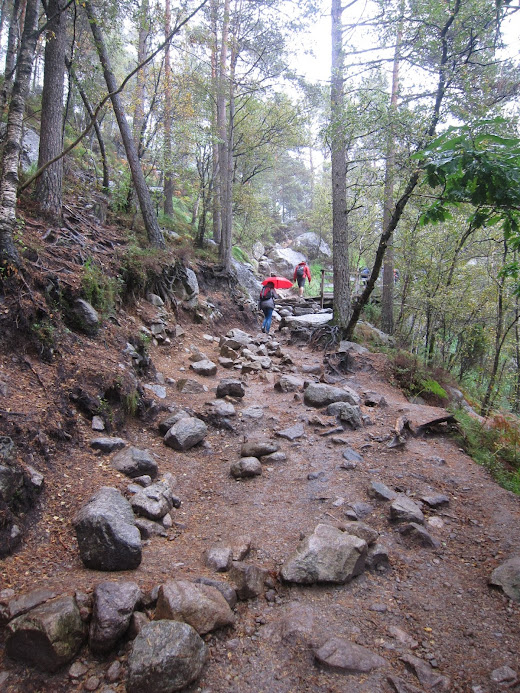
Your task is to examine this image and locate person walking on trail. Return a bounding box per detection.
[258,281,278,334]
[293,261,311,298]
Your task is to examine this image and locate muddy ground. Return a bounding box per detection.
[0,297,519,693]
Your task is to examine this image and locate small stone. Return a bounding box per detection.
[84,675,100,691]
[69,661,89,678]
[490,665,517,683]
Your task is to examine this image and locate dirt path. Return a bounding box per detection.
[1,320,520,692]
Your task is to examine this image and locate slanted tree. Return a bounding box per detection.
[83,0,166,249]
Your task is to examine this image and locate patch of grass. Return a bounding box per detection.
[232,246,250,264]
[454,409,520,495]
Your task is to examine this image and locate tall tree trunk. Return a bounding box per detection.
[380,16,402,335]
[163,0,174,216]
[66,58,109,191]
[34,0,67,221]
[133,0,148,160]
[217,0,231,268]
[84,0,165,249]
[210,0,221,243]
[0,0,23,114]
[331,0,350,330]
[0,0,39,270]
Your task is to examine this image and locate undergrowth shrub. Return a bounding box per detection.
[390,351,450,406]
[81,258,122,315]
[454,409,520,495]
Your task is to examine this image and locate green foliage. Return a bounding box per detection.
[119,245,167,300]
[454,409,520,495]
[232,246,250,264]
[81,258,121,315]
[123,390,140,417]
[390,351,450,405]
[415,120,520,243]
[109,168,132,213]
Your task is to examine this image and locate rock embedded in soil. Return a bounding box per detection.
[155,580,235,634]
[341,521,379,546]
[89,581,141,654]
[130,481,176,521]
[420,493,450,509]
[314,637,387,673]
[368,480,397,501]
[281,523,367,584]
[176,378,208,394]
[189,359,217,376]
[216,378,246,398]
[6,596,86,672]
[230,457,262,478]
[400,653,450,690]
[194,578,238,609]
[111,447,158,479]
[262,450,287,463]
[4,587,58,621]
[398,523,440,548]
[274,374,305,392]
[390,495,425,524]
[240,439,279,458]
[304,383,360,408]
[126,620,207,693]
[206,399,236,417]
[74,486,142,571]
[342,448,364,464]
[163,417,208,451]
[90,437,126,453]
[489,557,520,602]
[204,546,233,572]
[158,410,190,435]
[366,543,390,572]
[229,562,267,600]
[276,423,305,441]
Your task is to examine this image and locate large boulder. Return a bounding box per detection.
[293,232,331,258]
[89,581,141,653]
[6,596,86,672]
[164,417,208,451]
[155,580,235,634]
[127,620,207,693]
[73,487,142,571]
[111,447,158,479]
[172,267,199,307]
[281,524,368,585]
[304,383,360,408]
[281,524,367,584]
[266,246,306,277]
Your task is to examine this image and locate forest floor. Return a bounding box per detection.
[0,213,519,692]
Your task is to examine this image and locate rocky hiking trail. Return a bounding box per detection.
[1,312,520,693]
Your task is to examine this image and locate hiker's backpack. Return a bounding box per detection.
[296,264,305,279]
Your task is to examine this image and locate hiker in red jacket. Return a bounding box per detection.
[293,261,311,297]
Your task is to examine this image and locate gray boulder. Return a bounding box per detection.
[172,267,199,306]
[158,410,190,435]
[306,383,360,408]
[229,563,267,600]
[274,375,305,392]
[399,523,440,548]
[342,521,379,546]
[127,620,207,693]
[489,557,520,602]
[190,359,217,376]
[293,232,331,258]
[241,439,279,458]
[155,580,235,634]
[204,546,233,572]
[176,378,208,394]
[216,378,246,398]
[111,447,158,479]
[89,581,141,653]
[230,457,262,478]
[164,417,207,451]
[130,482,175,520]
[90,437,126,453]
[281,523,367,584]
[336,403,363,429]
[6,596,86,672]
[266,246,306,276]
[73,299,99,335]
[206,399,236,418]
[74,487,141,571]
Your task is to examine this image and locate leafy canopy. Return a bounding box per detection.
[415,120,520,242]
